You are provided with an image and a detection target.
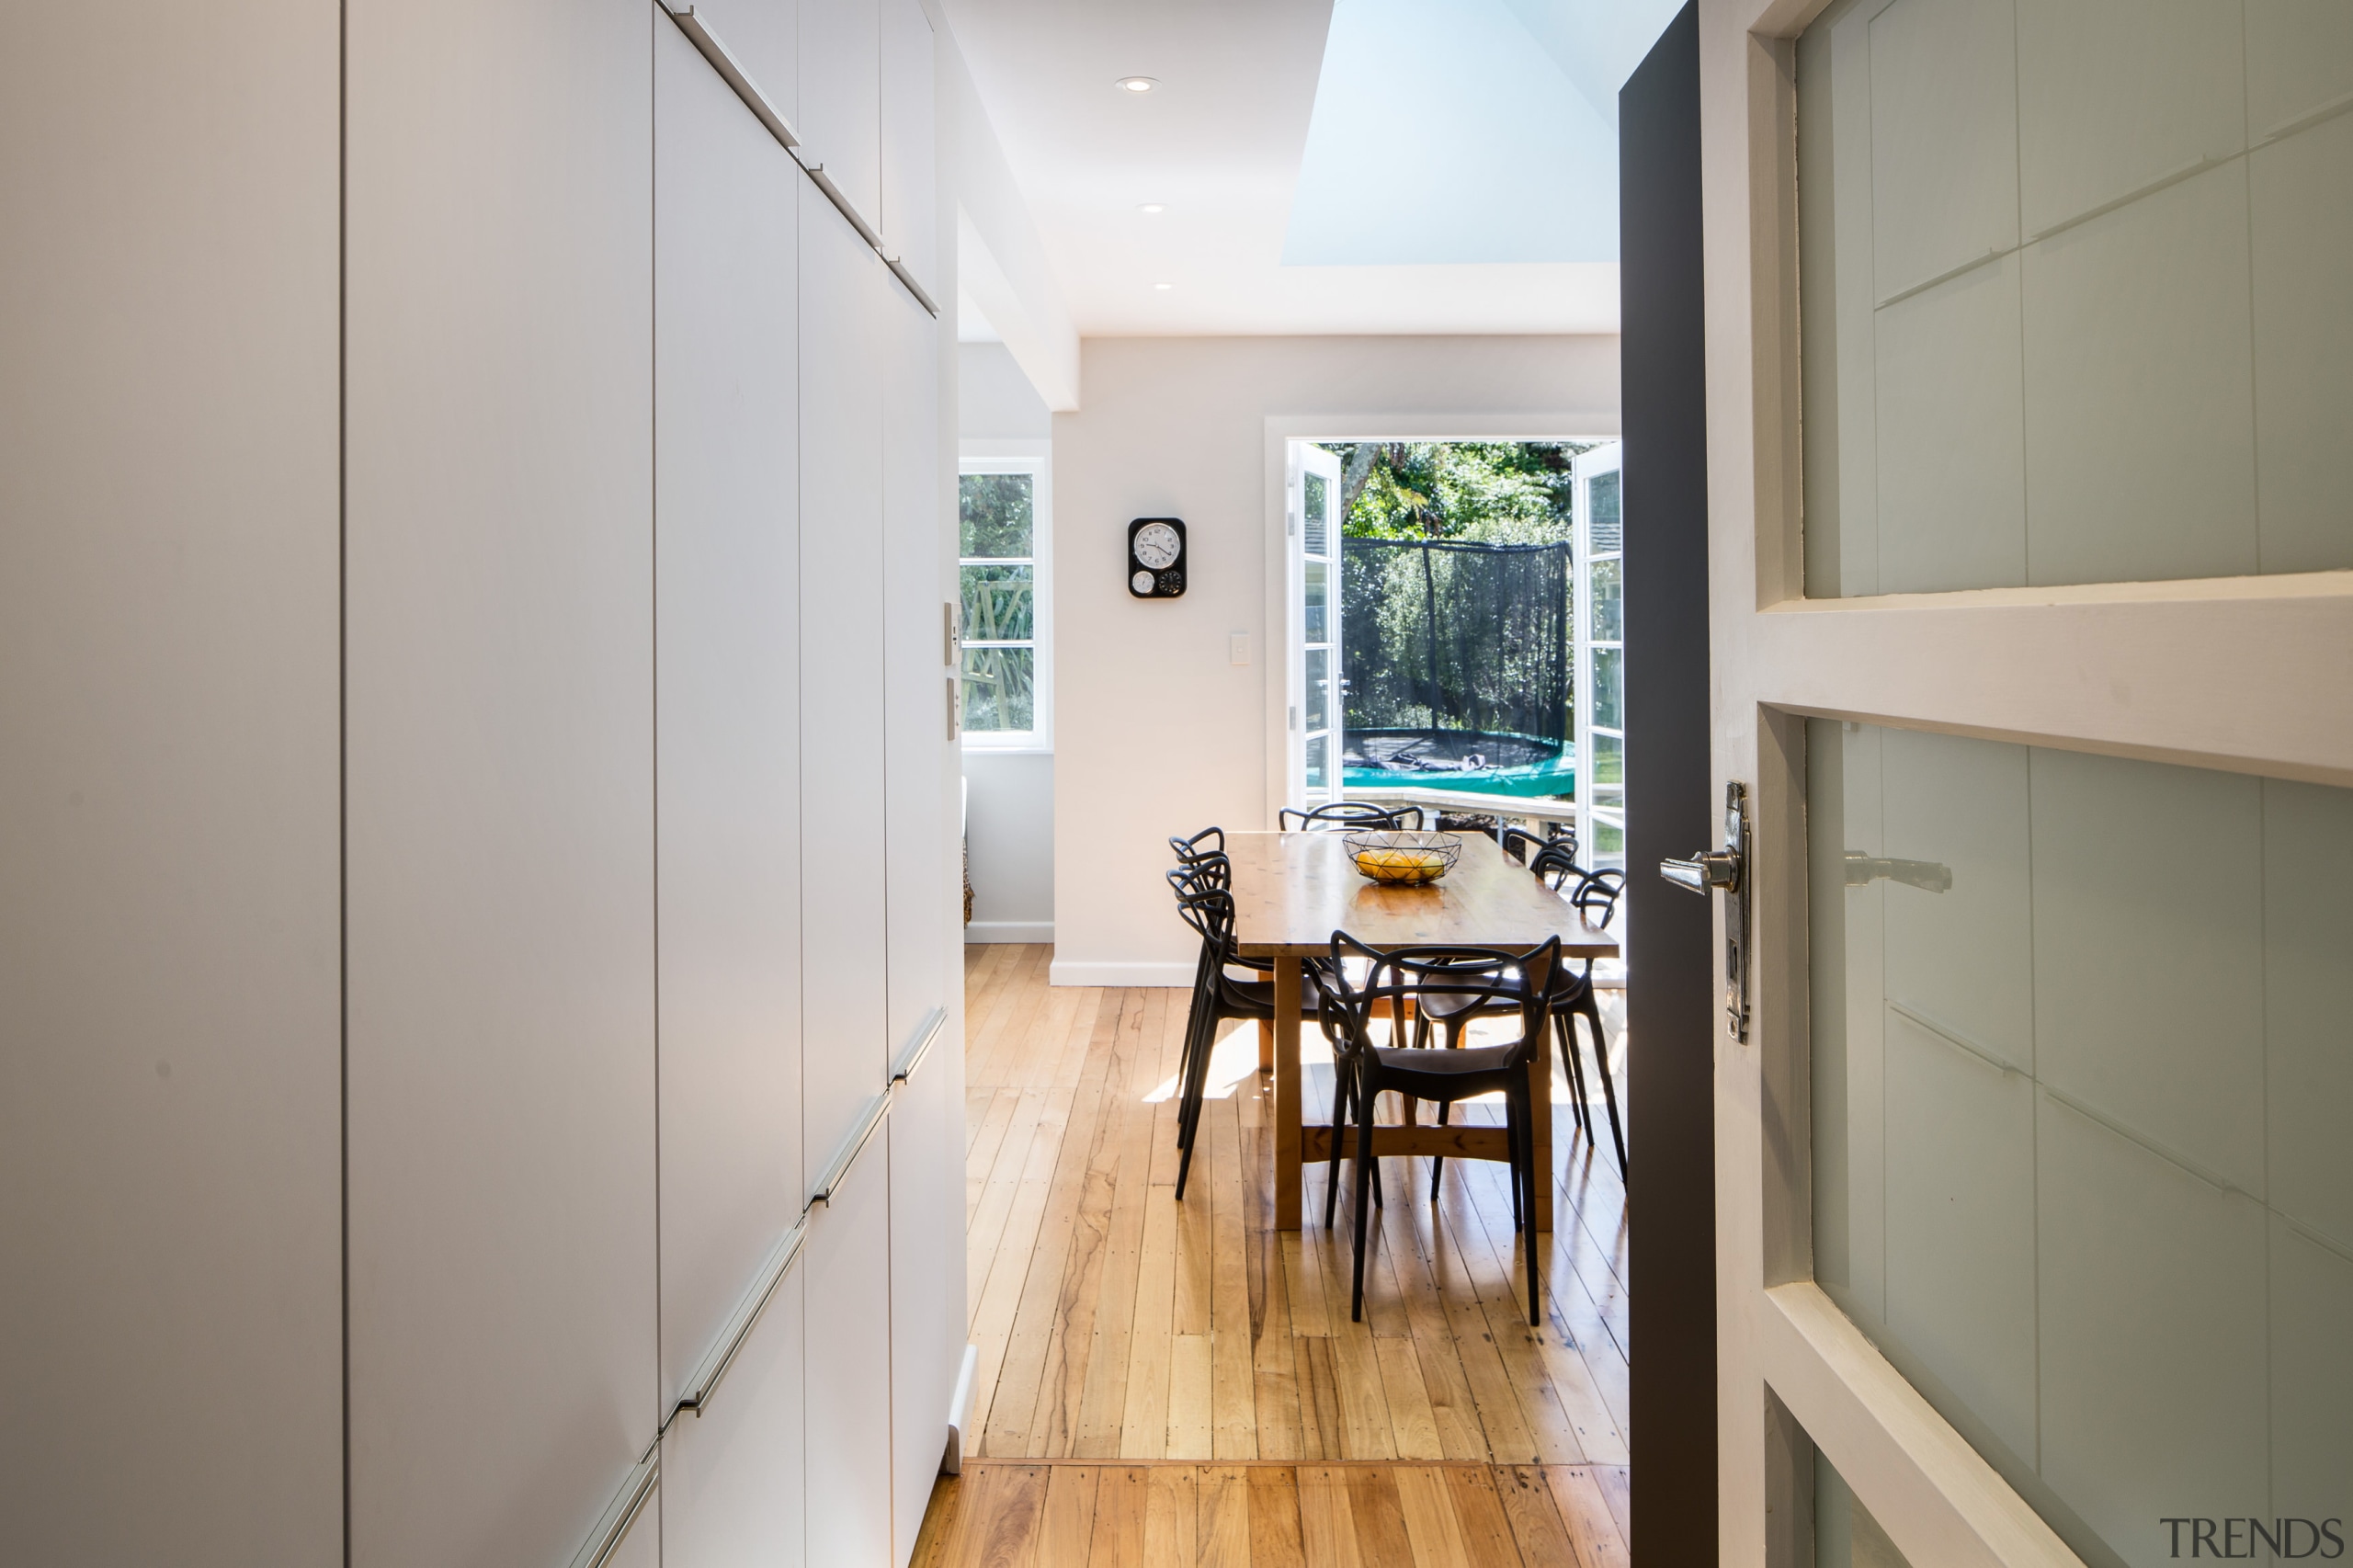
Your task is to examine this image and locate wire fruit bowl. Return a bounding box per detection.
[1343,830,1463,886]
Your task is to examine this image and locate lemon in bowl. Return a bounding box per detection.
[1342,829,1463,886]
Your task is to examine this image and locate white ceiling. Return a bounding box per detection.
[939,0,1630,338]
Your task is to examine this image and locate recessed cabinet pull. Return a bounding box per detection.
[892,1007,947,1084]
[566,1451,659,1568]
[660,6,801,154]
[666,1215,811,1427]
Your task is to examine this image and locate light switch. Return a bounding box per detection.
[1229,632,1252,666]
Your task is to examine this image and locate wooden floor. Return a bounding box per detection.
[910,1461,1630,1568]
[924,942,1632,1565]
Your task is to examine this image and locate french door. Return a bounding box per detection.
[1290,442,1345,807]
[1573,441,1625,869]
[1702,2,2353,1566]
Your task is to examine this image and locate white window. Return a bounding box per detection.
[957,441,1051,751]
[1572,441,1623,869]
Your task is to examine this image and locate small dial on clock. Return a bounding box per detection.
[1131,569,1154,594]
[1132,522,1182,570]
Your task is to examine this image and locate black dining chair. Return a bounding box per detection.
[1500,822,1577,867]
[1165,871,1320,1201]
[1415,846,1627,1179]
[1277,801,1426,832]
[1310,933,1561,1324]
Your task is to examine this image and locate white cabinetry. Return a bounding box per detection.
[654,5,807,1420]
[806,1131,900,1568]
[880,0,939,297]
[799,0,884,233]
[0,6,341,1563]
[344,1,659,1562]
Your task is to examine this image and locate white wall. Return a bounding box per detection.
[1048,334,1620,985]
[964,752,1055,940]
[960,341,1051,437]
[960,341,1056,942]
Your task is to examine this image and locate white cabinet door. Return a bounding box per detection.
[662,1268,808,1568]
[654,3,805,1421]
[345,2,658,1562]
[878,0,938,297]
[880,276,961,1562]
[799,0,882,234]
[800,182,893,1185]
[0,6,341,1562]
[680,0,796,125]
[805,1130,897,1568]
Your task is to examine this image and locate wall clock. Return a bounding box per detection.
[1127,517,1187,598]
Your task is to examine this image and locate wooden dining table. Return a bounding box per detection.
[1224,830,1620,1231]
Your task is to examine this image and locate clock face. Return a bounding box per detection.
[1132,522,1182,570]
[1131,570,1154,595]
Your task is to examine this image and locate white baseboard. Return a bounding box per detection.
[1048,959,1197,988]
[964,920,1053,944]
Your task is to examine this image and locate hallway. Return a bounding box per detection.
[913,944,1633,1563]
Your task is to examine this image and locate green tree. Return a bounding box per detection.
[1323,441,1592,544]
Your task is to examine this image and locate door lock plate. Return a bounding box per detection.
[1659,781,1752,1042]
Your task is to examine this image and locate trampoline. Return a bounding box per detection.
[1340,537,1574,801]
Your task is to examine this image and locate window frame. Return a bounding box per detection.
[957,439,1051,753]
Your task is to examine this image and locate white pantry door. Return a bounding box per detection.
[1700,2,2353,1567]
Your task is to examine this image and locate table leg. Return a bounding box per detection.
[1529,1026,1553,1232]
[1274,958,1302,1231]
[1257,1018,1273,1074]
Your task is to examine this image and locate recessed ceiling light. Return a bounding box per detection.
[1116,76,1158,94]
[1138,202,1166,214]
[1153,281,1175,290]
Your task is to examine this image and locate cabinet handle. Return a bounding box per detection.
[660,5,801,154]
[809,1091,892,1208]
[666,1214,811,1427]
[892,1007,947,1085]
[566,1450,659,1568]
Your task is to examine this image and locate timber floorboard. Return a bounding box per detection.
[927,945,1632,1564]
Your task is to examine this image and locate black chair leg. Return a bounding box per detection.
[1324,1061,1353,1229]
[1580,994,1627,1176]
[1428,1099,1452,1200]
[1555,1011,1593,1142]
[1174,1004,1227,1200]
[1515,1085,1540,1326]
[1350,1076,1379,1323]
[1505,1087,1523,1233]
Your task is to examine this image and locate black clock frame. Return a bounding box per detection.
[1126,517,1187,598]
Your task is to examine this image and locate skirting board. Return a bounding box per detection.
[1048,959,1197,988]
[964,920,1053,944]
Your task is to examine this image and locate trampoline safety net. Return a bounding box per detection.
[1340,538,1572,790]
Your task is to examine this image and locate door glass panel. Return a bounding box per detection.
[1587,471,1622,553]
[1797,0,2353,595]
[1303,470,1329,556]
[959,563,1033,642]
[1592,647,1623,730]
[1304,648,1329,733]
[958,472,1032,558]
[1304,561,1330,645]
[1304,733,1327,792]
[1590,731,1624,789]
[959,646,1033,732]
[1589,557,1623,641]
[1809,718,2353,1568]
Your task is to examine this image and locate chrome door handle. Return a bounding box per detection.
[1656,782,1752,1043]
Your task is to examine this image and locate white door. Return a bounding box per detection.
[1704,2,2353,1566]
[1573,441,1625,869]
[1289,442,1346,807]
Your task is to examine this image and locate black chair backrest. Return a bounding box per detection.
[1167,857,1230,900]
[1167,881,1240,960]
[1310,932,1560,1064]
[1570,868,1626,927]
[1279,801,1425,833]
[1501,823,1577,866]
[1170,825,1225,863]
[1526,838,1586,891]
